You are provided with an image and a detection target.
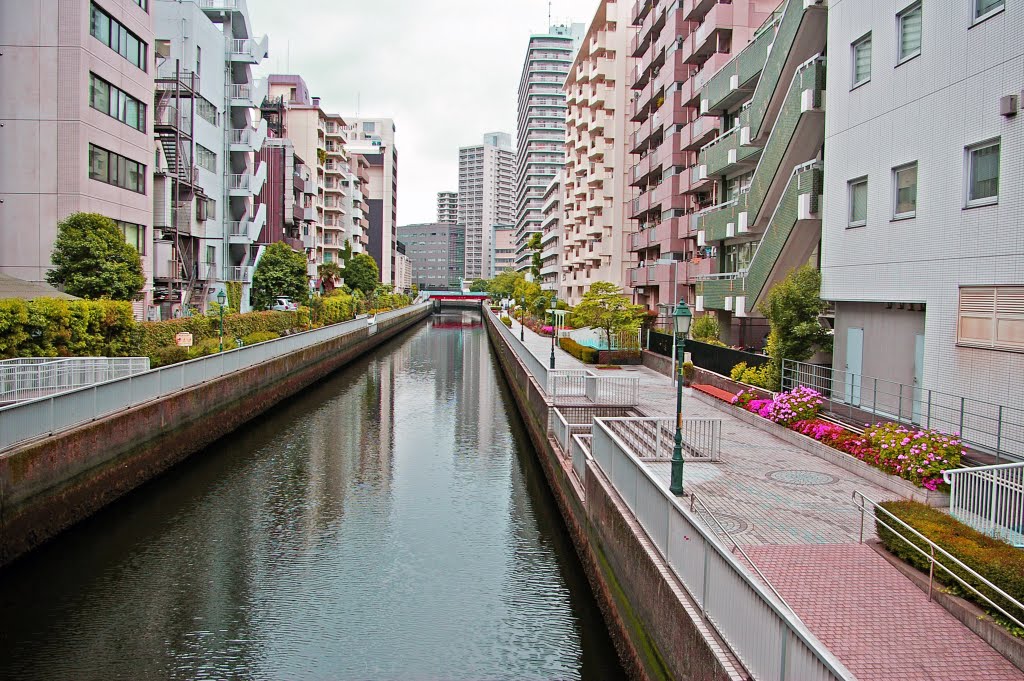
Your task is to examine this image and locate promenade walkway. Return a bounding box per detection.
[509,316,1023,680]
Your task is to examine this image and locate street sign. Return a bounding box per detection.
[175,332,194,347]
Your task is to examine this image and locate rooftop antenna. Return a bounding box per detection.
[548,1,552,30]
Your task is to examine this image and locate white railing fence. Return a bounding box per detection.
[942,462,1024,547]
[571,433,591,485]
[485,306,549,388]
[600,417,723,462]
[590,420,852,681]
[547,370,591,399]
[585,375,641,406]
[0,304,431,452]
[0,357,150,403]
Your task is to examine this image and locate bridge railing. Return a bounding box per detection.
[484,306,550,387]
[590,418,854,681]
[0,303,431,452]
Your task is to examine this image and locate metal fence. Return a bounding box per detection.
[0,357,150,403]
[601,417,723,462]
[571,433,591,484]
[688,339,771,377]
[647,330,675,358]
[942,462,1024,547]
[589,421,853,681]
[0,304,431,452]
[782,359,1024,462]
[485,306,549,388]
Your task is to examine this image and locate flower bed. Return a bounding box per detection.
[732,387,961,490]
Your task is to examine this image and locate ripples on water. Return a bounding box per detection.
[0,312,626,681]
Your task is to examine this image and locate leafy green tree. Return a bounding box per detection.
[528,232,543,280]
[691,314,722,344]
[318,261,343,294]
[757,265,832,379]
[570,281,647,348]
[46,212,144,300]
[251,242,308,310]
[340,239,353,266]
[487,269,524,300]
[469,278,490,293]
[344,253,380,296]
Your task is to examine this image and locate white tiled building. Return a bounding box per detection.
[457,133,515,280]
[539,172,563,292]
[822,0,1023,436]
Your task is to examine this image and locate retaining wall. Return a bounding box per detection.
[0,304,431,567]
[484,315,738,681]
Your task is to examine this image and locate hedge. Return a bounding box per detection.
[559,337,598,363]
[138,310,303,356]
[0,298,136,358]
[877,500,1024,634]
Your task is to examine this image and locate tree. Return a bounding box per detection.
[469,279,490,293]
[47,212,144,300]
[251,242,308,310]
[528,232,543,280]
[487,269,524,300]
[570,281,647,348]
[757,265,832,380]
[340,239,353,267]
[318,261,343,294]
[344,253,379,296]
[691,314,722,344]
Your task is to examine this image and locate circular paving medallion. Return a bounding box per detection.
[711,513,749,534]
[766,469,838,486]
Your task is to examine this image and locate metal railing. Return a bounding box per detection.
[942,463,1024,546]
[853,491,1024,629]
[782,359,1024,462]
[600,416,722,461]
[570,433,591,485]
[0,358,150,403]
[590,421,853,680]
[486,307,549,387]
[0,304,431,452]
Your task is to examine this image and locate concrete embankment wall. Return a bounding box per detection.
[484,317,734,681]
[0,304,431,567]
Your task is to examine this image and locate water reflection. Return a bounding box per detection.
[0,311,624,681]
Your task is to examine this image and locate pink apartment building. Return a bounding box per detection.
[1,0,156,317]
[626,0,777,317]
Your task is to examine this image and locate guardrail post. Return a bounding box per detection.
[996,406,1003,463]
[959,396,965,440]
[928,545,935,602]
[988,469,998,535]
[926,390,932,429]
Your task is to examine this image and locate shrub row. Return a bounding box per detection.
[500,315,513,328]
[559,337,598,363]
[0,298,136,358]
[138,310,303,356]
[730,361,777,390]
[876,500,1024,635]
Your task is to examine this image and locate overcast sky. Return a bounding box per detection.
[249,0,600,225]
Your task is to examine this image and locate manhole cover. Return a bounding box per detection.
[766,470,838,486]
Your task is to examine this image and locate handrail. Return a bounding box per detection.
[689,492,801,621]
[852,490,1024,630]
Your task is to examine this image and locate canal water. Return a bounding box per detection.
[0,311,626,681]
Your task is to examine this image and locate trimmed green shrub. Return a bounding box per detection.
[0,298,136,358]
[682,361,695,382]
[188,338,226,359]
[559,337,598,363]
[241,331,279,345]
[501,315,513,328]
[730,361,777,390]
[138,310,301,356]
[149,345,189,368]
[877,500,1024,635]
[691,314,721,344]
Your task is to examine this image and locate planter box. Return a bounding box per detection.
[692,390,950,507]
[692,366,773,401]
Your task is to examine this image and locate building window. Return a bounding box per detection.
[898,3,922,62]
[362,121,375,133]
[115,220,145,254]
[893,163,917,219]
[89,73,146,132]
[88,144,145,193]
[90,3,147,71]
[132,0,147,10]
[958,286,1024,351]
[196,96,218,126]
[851,34,871,87]
[966,140,999,206]
[196,145,217,173]
[974,0,1004,22]
[848,177,868,227]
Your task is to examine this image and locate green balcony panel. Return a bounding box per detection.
[699,127,761,178]
[700,14,780,113]
[697,277,746,311]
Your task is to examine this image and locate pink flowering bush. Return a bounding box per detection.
[731,388,760,409]
[852,422,961,490]
[740,385,823,426]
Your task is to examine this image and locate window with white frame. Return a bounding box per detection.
[852,34,872,87]
[898,3,922,62]
[966,140,999,206]
[974,0,1004,21]
[958,286,1024,351]
[848,177,868,227]
[196,145,217,173]
[893,163,917,219]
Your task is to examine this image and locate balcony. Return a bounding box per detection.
[691,2,733,58]
[293,202,316,222]
[154,105,192,136]
[229,119,268,153]
[700,13,781,113]
[227,161,267,198]
[699,126,760,178]
[223,265,252,282]
[227,36,269,63]
[682,115,720,150]
[650,175,691,210]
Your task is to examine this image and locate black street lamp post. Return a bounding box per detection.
[549,296,557,370]
[216,289,227,353]
[520,297,525,341]
[669,298,693,496]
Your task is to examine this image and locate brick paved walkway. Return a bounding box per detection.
[746,544,1023,680]
[508,317,1024,679]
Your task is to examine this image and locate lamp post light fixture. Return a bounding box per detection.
[520,297,526,341]
[549,296,558,370]
[216,289,227,353]
[669,298,693,496]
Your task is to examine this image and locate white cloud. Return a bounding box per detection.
[248,0,600,224]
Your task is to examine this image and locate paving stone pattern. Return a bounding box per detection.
[510,319,1023,679]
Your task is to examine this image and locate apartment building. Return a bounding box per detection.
[821,0,1023,421]
[395,241,412,294]
[255,137,316,254]
[491,224,517,276]
[539,174,563,292]
[561,0,634,305]
[345,118,398,286]
[397,223,465,291]
[627,0,785,330]
[152,0,268,315]
[457,132,515,280]
[437,191,458,224]
[514,23,586,274]
[685,0,826,347]
[1,0,156,318]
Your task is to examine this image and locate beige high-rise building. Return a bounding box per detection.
[539,173,563,292]
[437,191,458,224]
[1,0,156,317]
[458,132,514,280]
[345,117,398,285]
[561,0,634,305]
